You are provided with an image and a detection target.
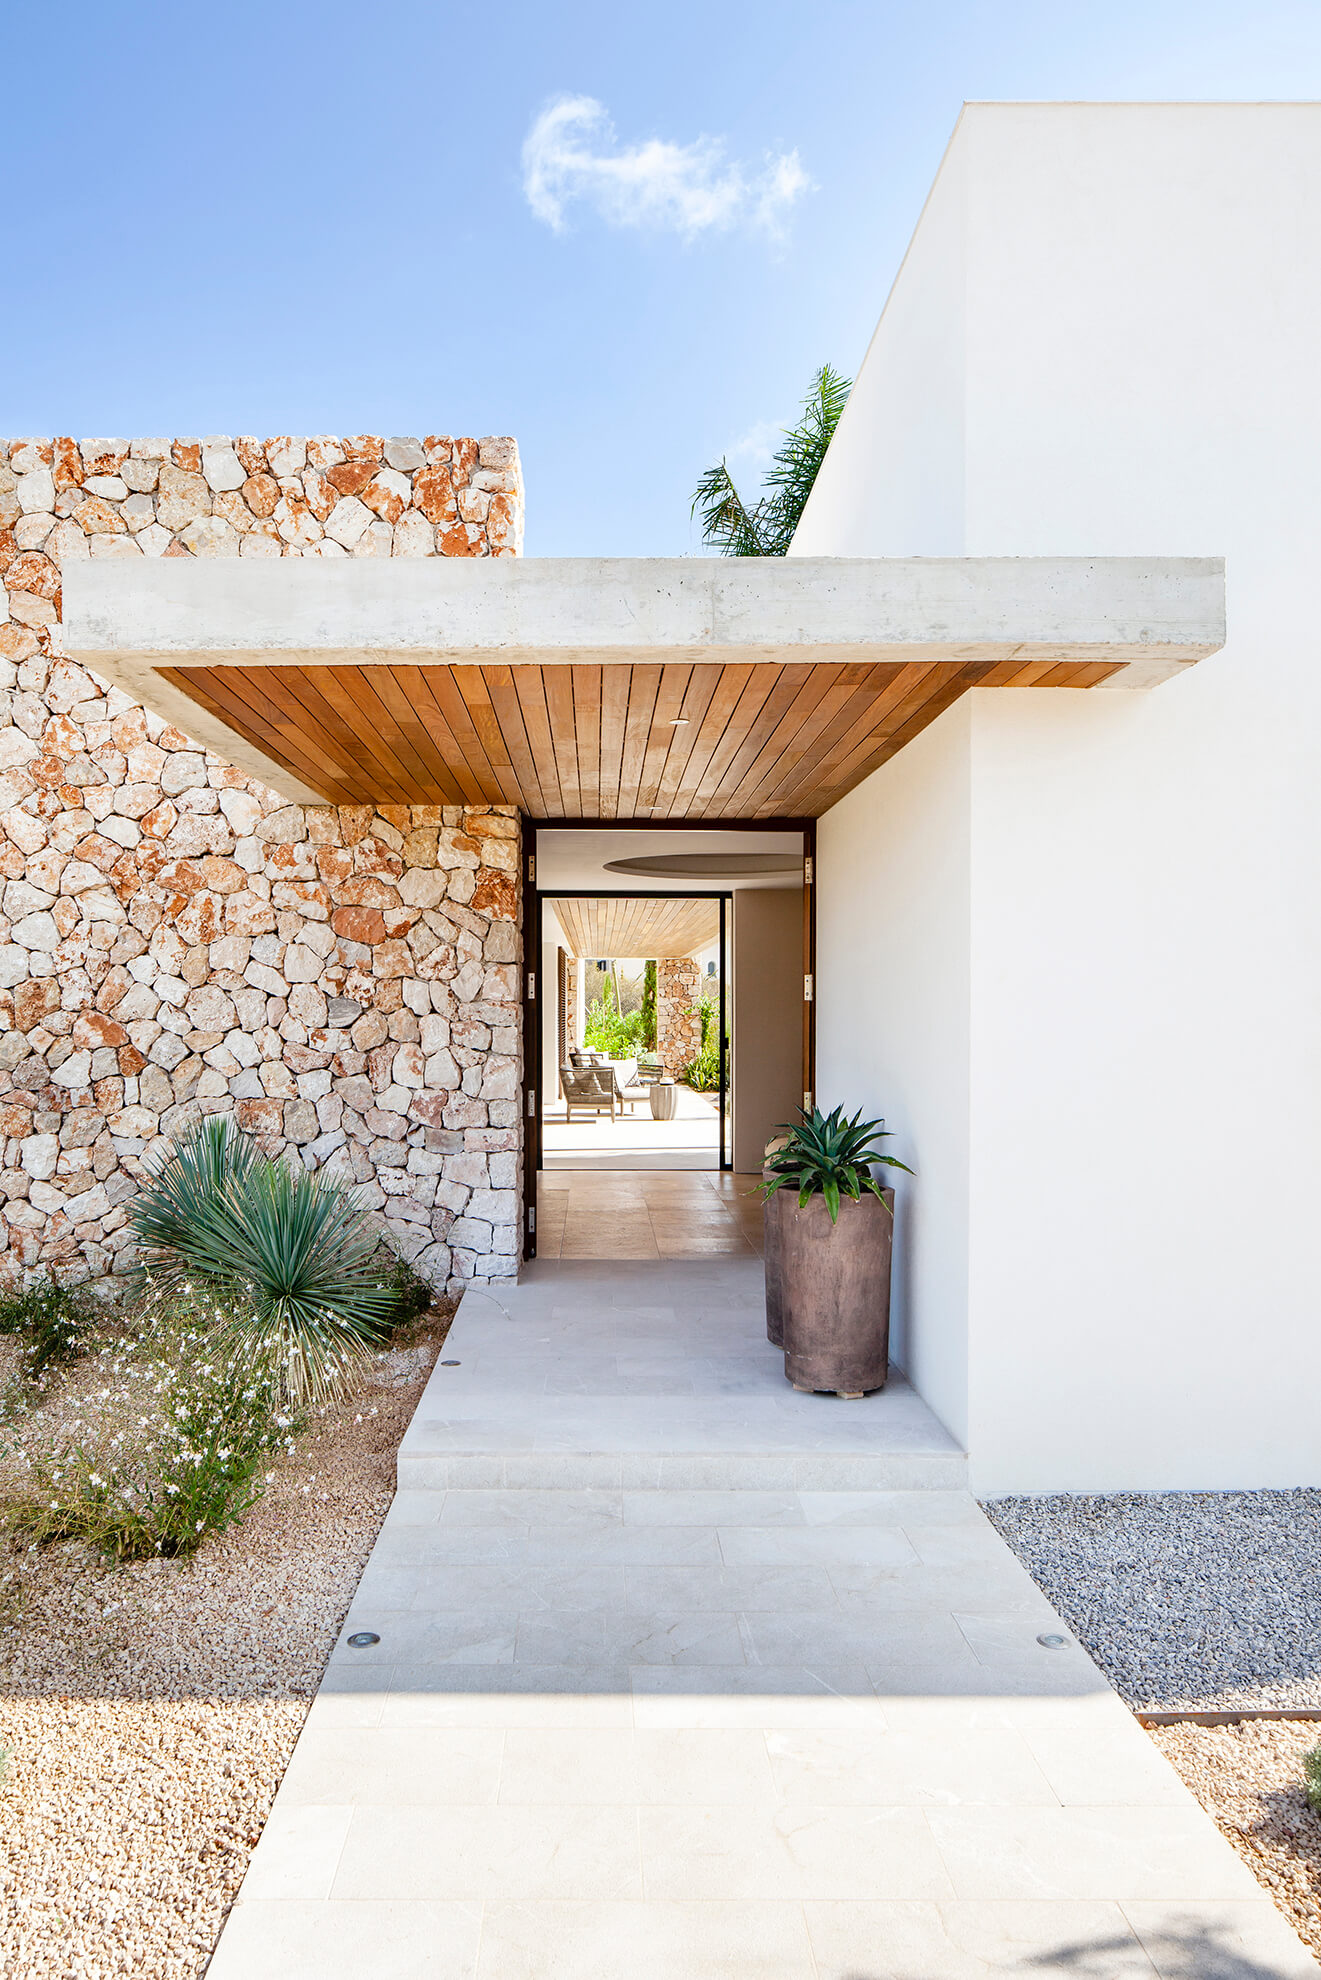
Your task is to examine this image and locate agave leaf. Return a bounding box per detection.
[756,1103,913,1212]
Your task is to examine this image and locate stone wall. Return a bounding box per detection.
[0,433,525,1296]
[656,956,702,1077]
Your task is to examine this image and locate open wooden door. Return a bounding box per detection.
[802,820,816,1114]
[520,819,540,1262]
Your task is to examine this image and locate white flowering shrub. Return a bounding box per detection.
[10,1299,296,1561]
[0,1277,96,1379]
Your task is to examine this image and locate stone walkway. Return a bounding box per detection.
[209,1257,1318,1978]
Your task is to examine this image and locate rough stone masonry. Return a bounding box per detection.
[0,433,525,1297]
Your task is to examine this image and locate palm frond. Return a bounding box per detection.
[690,460,772,556]
[692,363,851,558]
[759,363,853,553]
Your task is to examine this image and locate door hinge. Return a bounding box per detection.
[527,1088,536,1116]
[804,1090,814,1112]
[527,971,536,1000]
[804,973,814,1003]
[526,854,536,883]
[804,855,814,885]
[527,1205,536,1232]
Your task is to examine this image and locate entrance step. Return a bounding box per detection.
[399,1259,967,1494]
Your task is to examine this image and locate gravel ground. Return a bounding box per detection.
[1151,1721,1321,1963]
[984,1489,1321,1711]
[0,1313,451,1980]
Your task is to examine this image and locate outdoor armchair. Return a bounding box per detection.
[561,1061,619,1121]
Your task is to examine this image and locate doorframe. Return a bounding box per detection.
[532,888,732,1249]
[520,820,540,1261]
[519,820,816,1264]
[802,818,816,1114]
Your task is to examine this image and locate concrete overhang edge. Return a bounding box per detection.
[59,556,1226,808]
[64,555,1226,677]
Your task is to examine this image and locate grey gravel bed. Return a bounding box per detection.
[983,1488,1321,1712]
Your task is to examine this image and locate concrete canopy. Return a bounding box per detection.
[62,555,1225,813]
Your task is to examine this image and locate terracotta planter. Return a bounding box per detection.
[764,1185,787,1347]
[762,1139,791,1347]
[779,1187,894,1396]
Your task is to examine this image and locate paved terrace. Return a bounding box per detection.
[209,1256,1317,1978]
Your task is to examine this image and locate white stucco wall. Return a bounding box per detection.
[804,103,1321,1493]
[817,704,972,1449]
[793,130,967,560]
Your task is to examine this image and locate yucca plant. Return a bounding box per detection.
[758,1105,912,1225]
[128,1114,263,1279]
[131,1116,400,1404]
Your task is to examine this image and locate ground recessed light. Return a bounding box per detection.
[441,1359,460,1366]
[1036,1632,1066,1648]
[348,1631,380,1648]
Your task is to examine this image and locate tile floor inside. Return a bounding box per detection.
[536,1168,763,1259]
[208,1251,1319,1979]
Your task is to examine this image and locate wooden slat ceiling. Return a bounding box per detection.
[550,897,719,961]
[160,656,1122,819]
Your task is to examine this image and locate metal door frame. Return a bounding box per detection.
[519,821,814,1262]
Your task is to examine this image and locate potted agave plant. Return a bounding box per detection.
[759,1106,912,1398]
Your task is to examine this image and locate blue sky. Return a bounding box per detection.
[7,2,1321,554]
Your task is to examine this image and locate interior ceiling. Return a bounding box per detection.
[160,654,1120,819]
[548,896,720,961]
[536,828,803,895]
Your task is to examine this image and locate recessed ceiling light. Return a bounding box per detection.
[669,717,690,725]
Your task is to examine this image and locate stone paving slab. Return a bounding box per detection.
[398,1259,967,1490]
[209,1262,1319,1977]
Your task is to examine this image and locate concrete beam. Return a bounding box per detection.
[66,649,320,805]
[64,555,1225,685]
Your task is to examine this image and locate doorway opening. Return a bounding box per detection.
[521,824,813,1263]
[541,891,731,1173]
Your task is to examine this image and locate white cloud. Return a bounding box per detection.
[725,417,786,470]
[522,95,810,241]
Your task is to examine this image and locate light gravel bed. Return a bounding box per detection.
[984,1488,1321,1711]
[0,1321,450,1980]
[1150,1721,1321,1965]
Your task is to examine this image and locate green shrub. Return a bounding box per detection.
[379,1252,435,1325]
[681,1041,721,1091]
[131,1116,399,1405]
[583,992,647,1059]
[0,1277,96,1378]
[1305,1744,1321,1814]
[640,962,657,1051]
[12,1303,294,1561]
